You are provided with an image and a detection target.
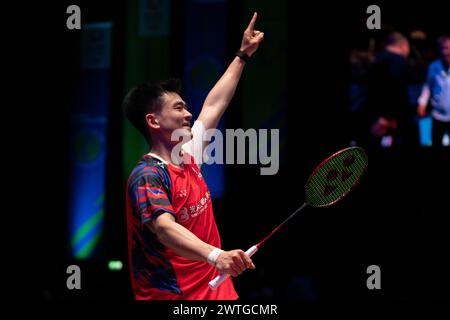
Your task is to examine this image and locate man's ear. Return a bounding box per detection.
[146,113,160,130]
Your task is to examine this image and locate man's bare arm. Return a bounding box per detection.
[198,12,264,131]
[148,213,255,276]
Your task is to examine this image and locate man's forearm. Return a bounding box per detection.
[418,83,430,107]
[200,57,246,128]
[154,217,216,262]
[198,12,263,130]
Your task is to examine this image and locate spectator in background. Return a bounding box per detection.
[417,35,450,147]
[365,32,418,148]
[348,44,376,145]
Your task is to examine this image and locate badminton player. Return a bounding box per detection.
[123,13,263,300]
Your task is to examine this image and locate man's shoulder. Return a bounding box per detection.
[429,59,443,72]
[128,155,170,187]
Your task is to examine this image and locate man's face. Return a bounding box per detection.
[440,39,450,61]
[401,41,410,57]
[154,92,193,143]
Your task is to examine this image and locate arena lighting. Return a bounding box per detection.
[108,260,123,271]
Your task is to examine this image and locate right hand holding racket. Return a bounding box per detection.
[210,147,368,290]
[215,249,255,277]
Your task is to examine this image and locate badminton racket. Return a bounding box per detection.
[209,146,368,290]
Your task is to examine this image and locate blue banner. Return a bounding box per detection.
[69,22,112,259]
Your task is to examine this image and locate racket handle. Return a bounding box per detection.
[208,245,258,290]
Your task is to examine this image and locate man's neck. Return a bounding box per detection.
[443,57,450,70]
[149,140,182,167]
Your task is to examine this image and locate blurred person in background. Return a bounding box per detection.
[365,32,418,148]
[417,35,450,147]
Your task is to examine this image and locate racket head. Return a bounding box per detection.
[305,146,368,207]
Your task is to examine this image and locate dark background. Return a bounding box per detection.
[4,0,449,302]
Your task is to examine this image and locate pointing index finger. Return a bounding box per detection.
[246,12,258,31]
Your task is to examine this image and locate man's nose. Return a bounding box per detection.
[185,110,192,120]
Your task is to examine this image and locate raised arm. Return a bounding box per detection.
[198,12,264,130]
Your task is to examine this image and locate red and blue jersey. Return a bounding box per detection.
[126,121,237,300]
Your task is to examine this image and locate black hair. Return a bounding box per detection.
[437,35,450,47]
[123,78,182,144]
[386,32,408,46]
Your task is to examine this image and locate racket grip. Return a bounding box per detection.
[208,245,258,290]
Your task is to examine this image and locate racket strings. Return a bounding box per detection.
[305,148,368,207]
